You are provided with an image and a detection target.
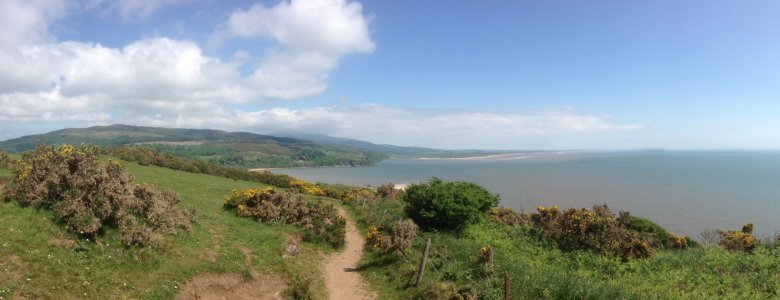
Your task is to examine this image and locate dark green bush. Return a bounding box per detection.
[402,177,499,232]
[625,215,697,249]
[5,144,194,246]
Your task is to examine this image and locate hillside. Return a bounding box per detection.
[0,124,387,168]
[0,154,339,298]
[272,133,442,156]
[273,132,516,157]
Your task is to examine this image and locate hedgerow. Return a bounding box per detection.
[4,144,194,246]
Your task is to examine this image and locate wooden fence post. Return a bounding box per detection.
[504,273,510,300]
[415,238,432,286]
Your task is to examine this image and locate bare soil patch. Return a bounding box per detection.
[321,207,376,299]
[176,272,287,300]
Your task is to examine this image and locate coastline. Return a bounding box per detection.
[418,153,529,161]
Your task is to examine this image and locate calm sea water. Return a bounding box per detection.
[273,151,780,239]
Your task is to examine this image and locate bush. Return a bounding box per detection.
[625,215,696,249]
[223,187,346,248]
[0,149,11,168]
[376,183,400,199]
[365,218,419,257]
[389,219,418,256]
[4,144,194,246]
[402,177,499,232]
[530,204,654,259]
[487,207,528,227]
[719,223,757,252]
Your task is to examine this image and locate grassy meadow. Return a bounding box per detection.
[0,159,331,299]
[347,195,780,299]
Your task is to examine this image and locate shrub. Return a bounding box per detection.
[223,187,346,248]
[487,207,528,227]
[625,214,696,249]
[402,177,499,232]
[5,144,194,246]
[376,183,400,199]
[530,204,654,259]
[366,226,390,251]
[389,219,418,256]
[719,223,757,252]
[289,179,325,196]
[365,219,419,257]
[0,149,11,168]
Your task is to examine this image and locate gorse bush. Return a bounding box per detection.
[402,177,499,232]
[487,206,529,227]
[365,219,419,257]
[223,187,346,248]
[4,144,194,246]
[719,223,757,252]
[531,204,654,259]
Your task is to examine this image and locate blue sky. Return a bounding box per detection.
[1,0,779,149]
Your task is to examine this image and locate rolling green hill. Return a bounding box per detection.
[0,124,387,168]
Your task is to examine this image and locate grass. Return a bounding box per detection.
[0,159,331,299]
[347,197,780,299]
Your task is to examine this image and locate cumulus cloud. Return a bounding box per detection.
[212,0,375,99]
[0,0,374,124]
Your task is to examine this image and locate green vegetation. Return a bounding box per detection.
[105,147,300,187]
[3,144,779,299]
[223,187,346,248]
[0,147,331,299]
[0,124,387,168]
[403,177,499,232]
[342,179,780,299]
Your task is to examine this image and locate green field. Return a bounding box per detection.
[0,159,331,299]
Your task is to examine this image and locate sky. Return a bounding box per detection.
[1,0,779,150]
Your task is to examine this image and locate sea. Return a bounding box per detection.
[272,151,780,239]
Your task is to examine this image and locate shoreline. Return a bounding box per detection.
[418,153,529,161]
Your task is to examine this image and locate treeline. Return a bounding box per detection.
[103,147,299,188]
[143,143,387,168]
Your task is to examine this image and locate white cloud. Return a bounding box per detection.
[0,0,66,50]
[0,0,375,124]
[213,0,375,99]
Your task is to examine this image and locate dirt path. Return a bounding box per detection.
[321,207,376,300]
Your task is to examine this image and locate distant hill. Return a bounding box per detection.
[272,133,516,157]
[271,133,443,156]
[0,124,387,168]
